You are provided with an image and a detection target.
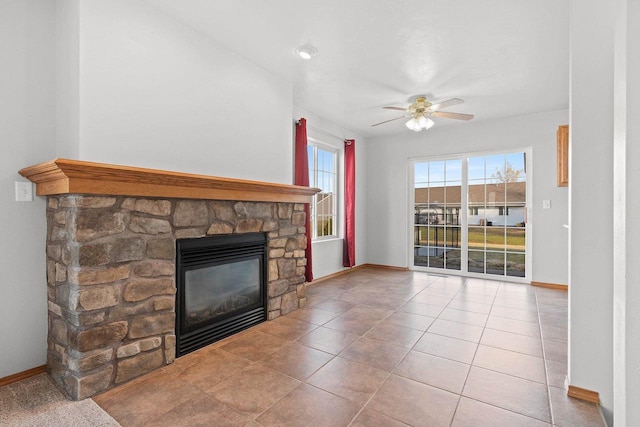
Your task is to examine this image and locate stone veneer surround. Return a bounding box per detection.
[46,195,308,400]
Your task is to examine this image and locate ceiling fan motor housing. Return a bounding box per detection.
[409,96,431,117]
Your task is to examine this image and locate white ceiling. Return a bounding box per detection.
[149,0,569,138]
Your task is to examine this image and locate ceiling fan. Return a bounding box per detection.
[372,95,474,132]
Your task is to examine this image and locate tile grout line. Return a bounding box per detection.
[448,278,499,426]
[535,287,557,426]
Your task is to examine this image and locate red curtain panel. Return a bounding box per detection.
[343,139,356,267]
[295,118,313,282]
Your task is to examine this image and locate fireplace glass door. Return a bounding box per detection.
[184,258,261,332]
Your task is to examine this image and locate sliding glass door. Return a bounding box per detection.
[411,151,530,280]
[413,159,462,271]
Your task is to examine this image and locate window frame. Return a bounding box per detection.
[307,139,339,241]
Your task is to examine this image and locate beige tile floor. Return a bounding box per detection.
[3,267,607,426]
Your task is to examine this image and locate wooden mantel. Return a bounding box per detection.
[19,159,319,203]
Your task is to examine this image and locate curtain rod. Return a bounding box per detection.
[295,120,352,143]
[308,125,347,143]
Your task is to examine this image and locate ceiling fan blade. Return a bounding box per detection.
[383,106,407,111]
[429,98,464,111]
[431,111,474,121]
[371,115,409,127]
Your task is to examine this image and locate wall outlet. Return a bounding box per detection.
[15,181,33,202]
[542,199,551,209]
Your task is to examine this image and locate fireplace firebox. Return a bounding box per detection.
[176,233,267,356]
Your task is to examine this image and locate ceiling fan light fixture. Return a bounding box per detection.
[295,45,317,60]
[406,115,435,132]
[423,116,435,130]
[405,118,422,132]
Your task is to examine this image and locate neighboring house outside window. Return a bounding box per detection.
[307,142,337,239]
[498,206,510,216]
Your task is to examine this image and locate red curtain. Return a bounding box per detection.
[343,139,356,267]
[295,118,313,282]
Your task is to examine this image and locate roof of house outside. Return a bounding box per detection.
[415,182,526,207]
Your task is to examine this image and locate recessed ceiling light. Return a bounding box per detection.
[295,45,317,60]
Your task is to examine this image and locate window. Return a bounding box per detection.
[308,142,337,239]
[469,207,479,215]
[498,206,510,216]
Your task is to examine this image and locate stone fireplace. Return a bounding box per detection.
[19,159,318,400]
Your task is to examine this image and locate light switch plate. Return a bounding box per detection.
[15,181,33,202]
[542,199,551,209]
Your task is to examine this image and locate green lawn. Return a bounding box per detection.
[415,226,525,251]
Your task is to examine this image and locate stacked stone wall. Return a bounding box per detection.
[46,195,307,399]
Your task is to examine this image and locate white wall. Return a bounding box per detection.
[76,0,293,184]
[613,1,640,424]
[1,0,340,379]
[366,110,569,285]
[569,1,614,423]
[56,0,80,158]
[0,0,57,377]
[294,107,368,279]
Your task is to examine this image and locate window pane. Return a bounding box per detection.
[506,152,526,183]
[505,206,525,226]
[430,226,445,246]
[486,154,506,183]
[429,161,445,182]
[414,226,429,246]
[486,251,505,276]
[468,227,485,250]
[468,205,483,226]
[415,162,429,186]
[445,226,461,248]
[445,249,461,270]
[468,250,485,273]
[415,206,430,225]
[506,228,526,252]
[485,227,505,250]
[468,180,485,207]
[506,180,526,205]
[446,160,462,181]
[428,247,445,269]
[506,253,526,277]
[468,157,485,181]
[444,182,461,207]
[415,188,428,206]
[414,246,428,267]
[486,184,504,209]
[445,207,460,225]
[428,184,445,205]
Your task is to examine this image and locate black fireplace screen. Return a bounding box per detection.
[176,233,267,356]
